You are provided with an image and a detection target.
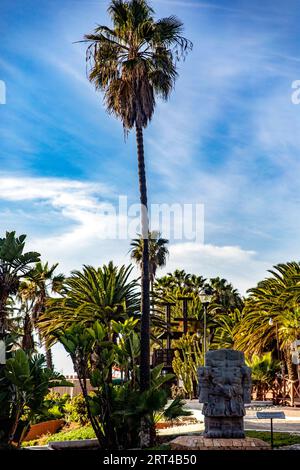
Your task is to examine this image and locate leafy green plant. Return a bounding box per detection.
[64,394,89,426]
[23,392,70,425]
[56,320,189,449]
[0,349,71,448]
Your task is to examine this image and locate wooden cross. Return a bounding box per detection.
[175,296,198,334]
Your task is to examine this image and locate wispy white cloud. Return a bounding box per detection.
[164,242,268,295]
[0,174,270,294]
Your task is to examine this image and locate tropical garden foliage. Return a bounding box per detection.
[237,262,300,381]
[1,226,300,449]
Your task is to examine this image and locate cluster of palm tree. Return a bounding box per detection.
[150,263,300,391]
[19,262,65,368]
[0,232,40,339]
[152,269,245,348]
[1,227,300,408]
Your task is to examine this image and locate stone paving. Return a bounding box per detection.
[158,401,300,436]
[170,436,270,450]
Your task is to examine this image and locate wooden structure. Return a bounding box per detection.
[152,297,201,370]
[251,376,300,407]
[152,296,199,371]
[283,379,300,407]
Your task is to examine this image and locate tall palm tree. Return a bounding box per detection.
[130,231,169,292]
[0,232,40,341]
[83,0,192,390]
[19,262,65,369]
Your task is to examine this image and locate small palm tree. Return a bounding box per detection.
[247,352,281,400]
[0,232,40,340]
[38,262,140,344]
[83,0,192,390]
[130,231,169,292]
[19,262,65,369]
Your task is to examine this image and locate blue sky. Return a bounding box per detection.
[1,0,300,372]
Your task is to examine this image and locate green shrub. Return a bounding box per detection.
[64,394,89,426]
[23,425,96,447]
[0,350,71,447]
[22,392,71,424]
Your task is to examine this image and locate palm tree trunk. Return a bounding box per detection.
[284,348,298,381]
[22,313,34,352]
[45,344,53,370]
[136,124,150,392]
[0,294,9,340]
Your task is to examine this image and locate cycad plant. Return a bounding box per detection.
[83,0,192,390]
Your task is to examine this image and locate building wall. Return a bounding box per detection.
[52,375,94,397]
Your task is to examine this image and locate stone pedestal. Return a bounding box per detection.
[204,416,245,438]
[170,436,271,451]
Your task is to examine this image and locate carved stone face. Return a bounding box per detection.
[205,349,245,368]
[210,367,243,384]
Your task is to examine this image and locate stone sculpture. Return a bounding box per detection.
[198,349,251,438]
